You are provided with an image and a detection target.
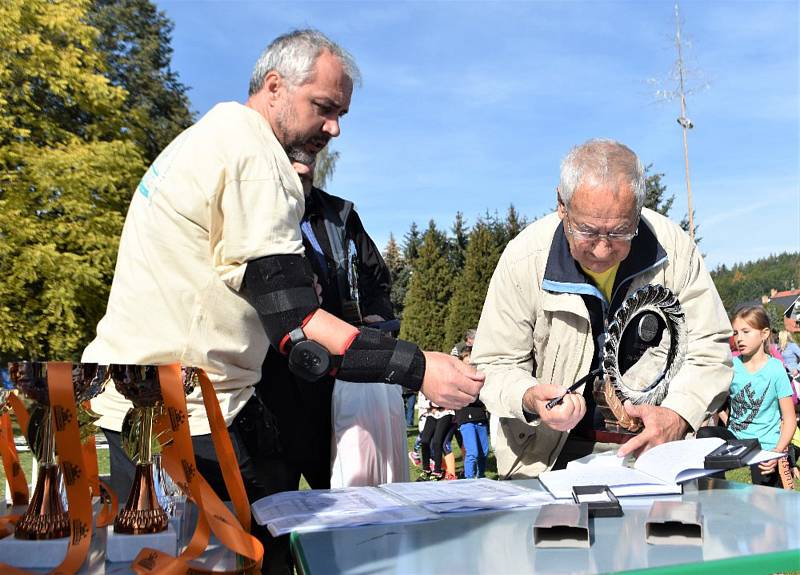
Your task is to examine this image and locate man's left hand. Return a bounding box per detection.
[616,402,689,458]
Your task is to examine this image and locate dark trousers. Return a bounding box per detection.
[419,414,454,473]
[102,399,328,575]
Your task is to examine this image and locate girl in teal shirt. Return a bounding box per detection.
[725,306,796,486]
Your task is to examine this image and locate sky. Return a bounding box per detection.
[155,0,799,269]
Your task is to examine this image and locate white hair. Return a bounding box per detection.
[248,29,361,96]
[559,139,645,210]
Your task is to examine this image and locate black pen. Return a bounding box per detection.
[544,367,604,410]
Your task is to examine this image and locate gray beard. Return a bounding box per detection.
[285,146,316,166]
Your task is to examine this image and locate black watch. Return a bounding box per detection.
[285,327,341,382]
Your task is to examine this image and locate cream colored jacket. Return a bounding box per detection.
[472,209,732,478]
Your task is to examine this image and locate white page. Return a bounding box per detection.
[266,505,435,537]
[538,466,680,499]
[251,487,405,527]
[379,478,530,504]
[418,489,554,513]
[634,437,725,483]
[744,449,785,465]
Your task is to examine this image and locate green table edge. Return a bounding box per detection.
[617,548,800,575]
[290,530,312,575]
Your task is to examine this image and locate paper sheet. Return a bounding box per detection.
[379,478,554,512]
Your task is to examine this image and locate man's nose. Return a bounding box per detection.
[591,239,614,259]
[323,117,340,138]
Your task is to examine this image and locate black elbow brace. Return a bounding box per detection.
[338,328,425,392]
[242,254,320,348]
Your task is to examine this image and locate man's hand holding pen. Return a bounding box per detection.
[522,383,586,432]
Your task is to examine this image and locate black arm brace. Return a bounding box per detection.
[241,254,319,347]
[338,327,425,392]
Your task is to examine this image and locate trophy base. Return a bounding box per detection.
[0,532,69,567]
[14,464,70,540]
[113,463,169,535]
[113,507,170,535]
[106,523,177,563]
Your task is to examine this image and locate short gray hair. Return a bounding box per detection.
[248,29,361,96]
[558,139,645,210]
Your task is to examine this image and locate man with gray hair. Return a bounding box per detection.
[471,139,731,479]
[84,29,483,571]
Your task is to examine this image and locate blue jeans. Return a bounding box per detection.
[404,393,416,427]
[460,421,489,478]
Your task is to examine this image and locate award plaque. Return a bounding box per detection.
[8,362,107,540]
[109,365,196,535]
[596,285,688,432]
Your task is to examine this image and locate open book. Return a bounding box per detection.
[539,437,783,499]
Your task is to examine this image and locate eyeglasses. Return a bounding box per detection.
[564,212,639,244]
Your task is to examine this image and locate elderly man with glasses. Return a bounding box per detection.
[471,139,732,479]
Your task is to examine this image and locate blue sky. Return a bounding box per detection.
[156,0,799,269]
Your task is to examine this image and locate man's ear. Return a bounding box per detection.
[556,190,567,220]
[263,71,283,105]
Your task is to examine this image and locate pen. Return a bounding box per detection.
[544,367,604,410]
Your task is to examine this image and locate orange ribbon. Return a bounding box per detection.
[0,362,94,575]
[130,364,263,574]
[0,411,29,505]
[95,478,119,529]
[7,394,30,437]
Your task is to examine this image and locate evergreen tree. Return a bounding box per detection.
[448,211,469,271]
[711,252,800,313]
[402,221,422,262]
[643,164,674,216]
[505,204,526,242]
[89,0,193,163]
[0,0,146,360]
[399,222,454,351]
[382,234,407,318]
[444,221,501,347]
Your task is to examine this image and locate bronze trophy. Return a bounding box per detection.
[597,284,688,433]
[8,362,107,540]
[108,365,195,535]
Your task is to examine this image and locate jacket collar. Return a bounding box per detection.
[542,217,668,306]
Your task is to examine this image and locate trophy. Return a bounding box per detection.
[108,365,195,535]
[7,362,107,540]
[596,285,688,432]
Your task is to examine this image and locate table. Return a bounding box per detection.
[290,478,800,574]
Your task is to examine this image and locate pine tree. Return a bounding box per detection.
[0,0,146,360]
[382,234,407,318]
[402,221,422,263]
[505,204,526,242]
[643,164,674,216]
[444,221,501,348]
[399,222,454,351]
[448,211,469,271]
[89,0,193,164]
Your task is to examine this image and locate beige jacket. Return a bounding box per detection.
[472,209,732,478]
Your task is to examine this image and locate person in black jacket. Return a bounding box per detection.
[454,347,491,478]
[242,159,395,573]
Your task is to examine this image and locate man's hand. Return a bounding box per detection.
[522,384,586,432]
[616,402,689,458]
[421,352,485,409]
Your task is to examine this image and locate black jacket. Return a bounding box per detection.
[256,186,394,473]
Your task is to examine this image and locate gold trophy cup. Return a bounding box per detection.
[8,361,107,540]
[108,365,195,535]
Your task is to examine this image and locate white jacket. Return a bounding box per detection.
[472,209,733,478]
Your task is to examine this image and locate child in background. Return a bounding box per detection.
[416,399,455,481]
[711,306,796,487]
[454,347,490,478]
[408,391,430,468]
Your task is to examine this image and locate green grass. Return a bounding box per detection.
[406,426,498,481]
[0,440,110,500]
